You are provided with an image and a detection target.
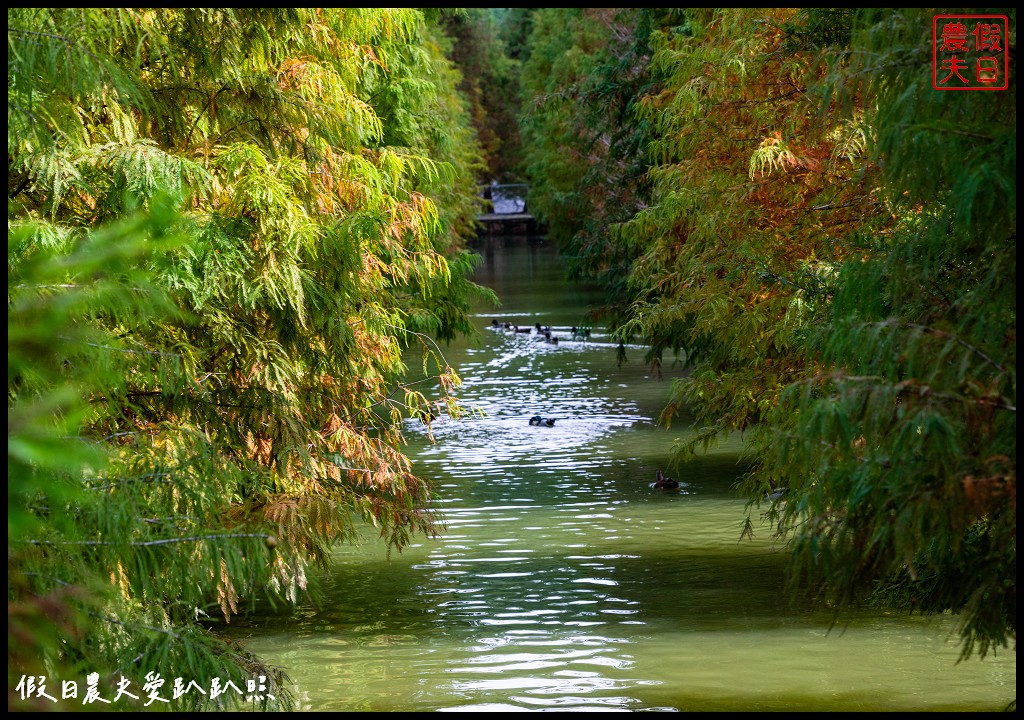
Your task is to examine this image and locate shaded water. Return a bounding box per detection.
[226,238,1015,712]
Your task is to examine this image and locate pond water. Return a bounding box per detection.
[225,237,1015,712]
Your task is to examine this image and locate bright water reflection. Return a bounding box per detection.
[226,238,1015,712]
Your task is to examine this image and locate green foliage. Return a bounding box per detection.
[8,201,183,539]
[615,8,876,453]
[515,6,1015,662]
[518,9,678,330]
[9,7,490,709]
[439,8,526,183]
[764,7,1015,659]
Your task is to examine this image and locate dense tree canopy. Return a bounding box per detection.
[767,8,1016,660]
[8,7,492,710]
[518,7,1015,663]
[519,8,679,332]
[440,8,525,183]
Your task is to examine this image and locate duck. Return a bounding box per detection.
[513,325,532,334]
[529,415,556,427]
[653,469,679,489]
[763,486,788,501]
[535,322,551,334]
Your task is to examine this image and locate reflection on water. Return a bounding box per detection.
[226,238,1015,712]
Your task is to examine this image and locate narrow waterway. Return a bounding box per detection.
[226,237,1015,712]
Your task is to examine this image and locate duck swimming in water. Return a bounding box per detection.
[653,469,679,489]
[529,415,556,427]
[763,486,788,501]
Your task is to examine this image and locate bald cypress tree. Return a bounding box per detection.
[764,8,1015,660]
[8,8,490,709]
[615,7,1014,659]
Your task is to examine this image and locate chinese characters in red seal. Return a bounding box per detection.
[933,15,1009,90]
